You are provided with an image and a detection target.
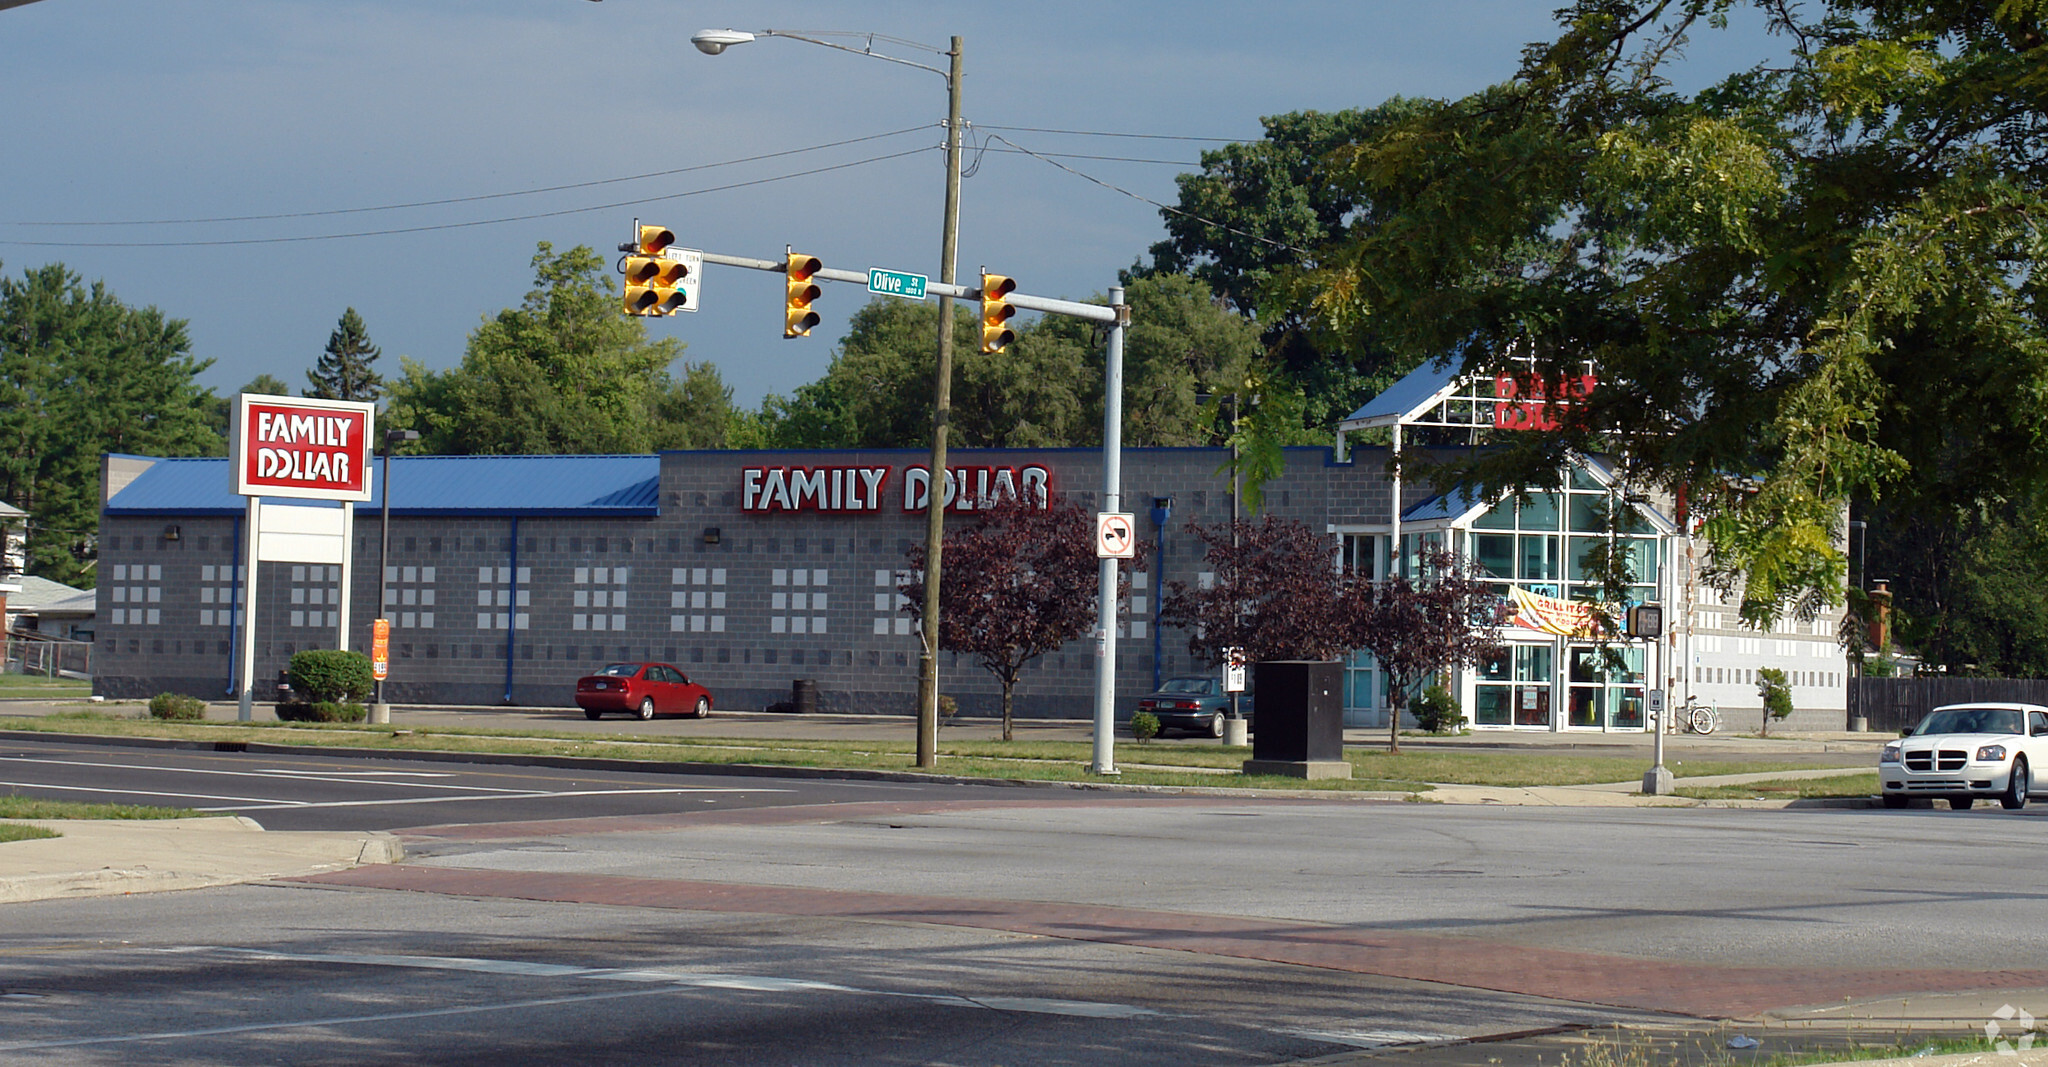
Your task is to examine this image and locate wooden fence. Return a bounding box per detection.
[1849,677,2048,734]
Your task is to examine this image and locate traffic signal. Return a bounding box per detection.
[622,225,688,316]
[979,273,1017,353]
[785,253,822,338]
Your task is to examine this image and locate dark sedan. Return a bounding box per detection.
[1135,676,1251,738]
[575,662,714,721]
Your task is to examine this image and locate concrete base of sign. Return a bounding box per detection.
[1244,759,1351,780]
[1850,715,1869,733]
[1641,764,1676,795]
[1222,718,1248,747]
[369,702,391,725]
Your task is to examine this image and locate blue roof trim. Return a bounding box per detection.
[1342,360,1462,425]
[104,455,661,517]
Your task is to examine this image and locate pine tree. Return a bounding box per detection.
[305,307,384,402]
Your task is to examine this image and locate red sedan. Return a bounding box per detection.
[574,662,713,721]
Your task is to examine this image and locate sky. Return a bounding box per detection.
[2,1,1783,413]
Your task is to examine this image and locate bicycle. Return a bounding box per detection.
[1663,697,1719,735]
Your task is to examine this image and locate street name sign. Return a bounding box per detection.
[868,267,928,301]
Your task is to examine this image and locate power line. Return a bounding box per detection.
[984,135,1309,255]
[977,124,1245,143]
[0,148,934,249]
[975,146,1195,166]
[8,126,935,229]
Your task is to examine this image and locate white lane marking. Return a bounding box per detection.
[223,949,1163,1019]
[201,786,775,812]
[0,756,545,795]
[1282,1027,1462,1048]
[0,779,310,806]
[0,988,682,1051]
[254,769,457,778]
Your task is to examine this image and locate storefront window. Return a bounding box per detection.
[1475,534,1515,579]
[1565,644,1644,730]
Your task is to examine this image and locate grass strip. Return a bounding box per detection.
[1674,772,1880,801]
[2,713,1837,790]
[0,824,60,844]
[0,796,207,820]
[0,676,91,697]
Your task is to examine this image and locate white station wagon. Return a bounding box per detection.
[1879,703,2048,810]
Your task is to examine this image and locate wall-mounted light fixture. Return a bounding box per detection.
[702,527,721,545]
[162,524,181,542]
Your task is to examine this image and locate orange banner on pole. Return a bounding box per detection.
[371,618,391,681]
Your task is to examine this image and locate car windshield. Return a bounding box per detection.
[595,663,643,678]
[1158,678,1214,694]
[1916,708,2024,736]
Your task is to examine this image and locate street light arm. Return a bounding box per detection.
[695,27,953,82]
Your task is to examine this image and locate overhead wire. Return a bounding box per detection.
[8,125,936,229]
[982,134,1311,256]
[0,148,935,248]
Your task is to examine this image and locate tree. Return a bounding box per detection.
[1159,516,1356,665]
[1288,2,2048,628]
[1756,667,1793,736]
[898,497,1115,741]
[1348,546,1509,754]
[1863,495,2048,678]
[1146,105,1430,432]
[304,307,385,402]
[384,242,729,454]
[0,261,221,585]
[751,276,1260,450]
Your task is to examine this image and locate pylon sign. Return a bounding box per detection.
[229,394,375,501]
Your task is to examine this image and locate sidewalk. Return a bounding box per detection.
[0,815,402,904]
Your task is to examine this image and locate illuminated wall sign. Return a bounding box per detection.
[739,464,1052,514]
[742,466,891,513]
[1494,374,1596,432]
[902,465,1050,513]
[229,394,375,501]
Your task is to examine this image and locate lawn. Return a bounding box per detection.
[0,674,92,698]
[0,824,59,844]
[0,713,1841,791]
[1674,772,1880,801]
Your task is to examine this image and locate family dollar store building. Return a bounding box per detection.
[93,366,1850,731]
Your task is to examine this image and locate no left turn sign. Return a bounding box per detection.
[1096,512,1136,559]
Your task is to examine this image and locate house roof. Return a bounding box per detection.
[102,455,662,517]
[7,575,93,611]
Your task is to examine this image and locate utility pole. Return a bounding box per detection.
[916,36,965,770]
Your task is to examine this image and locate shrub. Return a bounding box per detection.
[1756,667,1793,735]
[287,649,374,704]
[275,700,367,723]
[937,694,958,723]
[148,692,206,721]
[1409,683,1465,734]
[1129,710,1161,743]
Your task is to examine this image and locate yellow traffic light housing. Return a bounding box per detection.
[785,253,823,338]
[979,273,1017,353]
[620,224,693,316]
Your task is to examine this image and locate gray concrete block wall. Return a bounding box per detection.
[94,446,1381,716]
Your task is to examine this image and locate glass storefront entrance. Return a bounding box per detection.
[1475,644,1554,728]
[1566,644,1644,730]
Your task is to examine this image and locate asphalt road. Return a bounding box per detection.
[0,736,1023,831]
[5,734,2044,1065]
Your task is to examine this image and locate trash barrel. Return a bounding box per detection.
[792,678,818,715]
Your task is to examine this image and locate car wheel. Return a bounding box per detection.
[1881,794,1909,809]
[1208,712,1225,739]
[694,696,710,719]
[637,697,656,721]
[2001,757,2030,810]
[1948,796,1974,811]
[584,708,602,721]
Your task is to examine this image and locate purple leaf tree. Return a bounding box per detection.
[1349,545,1511,754]
[901,497,1133,741]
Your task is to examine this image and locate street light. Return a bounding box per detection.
[373,428,420,721]
[693,27,963,771]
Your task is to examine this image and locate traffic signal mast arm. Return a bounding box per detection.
[696,250,1120,324]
